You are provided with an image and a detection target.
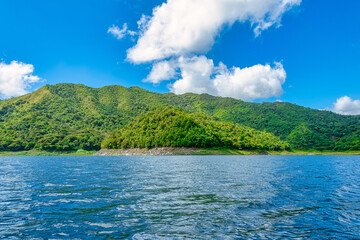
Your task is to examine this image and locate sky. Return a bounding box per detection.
[0,0,359,115]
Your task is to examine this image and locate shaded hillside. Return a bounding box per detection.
[102,107,289,151]
[0,83,358,151]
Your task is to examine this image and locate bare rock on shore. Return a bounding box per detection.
[94,147,202,156]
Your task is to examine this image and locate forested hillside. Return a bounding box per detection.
[0,83,358,151]
[102,107,289,150]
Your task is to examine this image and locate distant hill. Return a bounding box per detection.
[102,107,289,151]
[0,83,358,151]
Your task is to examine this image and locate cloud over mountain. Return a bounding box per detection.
[123,0,301,100]
[146,56,286,101]
[332,96,360,115]
[0,61,41,99]
[145,60,177,84]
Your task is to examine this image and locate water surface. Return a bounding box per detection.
[0,155,359,239]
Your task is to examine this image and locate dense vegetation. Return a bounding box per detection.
[102,107,289,150]
[0,83,358,152]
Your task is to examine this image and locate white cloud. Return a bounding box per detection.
[213,61,286,100]
[127,0,301,63]
[171,56,216,95]
[144,60,177,84]
[0,61,41,99]
[108,23,135,40]
[332,96,360,115]
[147,56,286,101]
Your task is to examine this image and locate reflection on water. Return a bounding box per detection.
[0,155,359,239]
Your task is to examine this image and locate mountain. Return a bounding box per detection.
[0,83,359,152]
[102,107,289,151]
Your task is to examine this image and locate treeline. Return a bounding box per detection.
[0,86,123,151]
[102,107,290,151]
[0,83,359,152]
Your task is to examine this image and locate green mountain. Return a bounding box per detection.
[102,107,289,151]
[0,83,359,152]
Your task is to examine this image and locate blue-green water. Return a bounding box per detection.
[0,156,359,239]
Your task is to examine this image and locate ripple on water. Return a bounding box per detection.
[0,155,359,239]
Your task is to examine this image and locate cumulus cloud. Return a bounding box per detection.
[171,56,216,95]
[0,61,41,99]
[117,0,301,100]
[108,23,136,40]
[146,56,286,101]
[332,96,360,115]
[212,61,286,100]
[127,0,301,63]
[145,60,177,84]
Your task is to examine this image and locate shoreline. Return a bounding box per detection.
[0,148,359,156]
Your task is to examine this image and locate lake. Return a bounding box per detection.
[0,155,359,239]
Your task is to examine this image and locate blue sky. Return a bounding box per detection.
[0,0,359,113]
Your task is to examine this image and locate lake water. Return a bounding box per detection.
[0,156,359,239]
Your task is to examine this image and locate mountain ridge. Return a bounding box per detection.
[0,83,359,152]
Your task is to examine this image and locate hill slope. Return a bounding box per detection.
[0,83,358,151]
[102,107,289,151]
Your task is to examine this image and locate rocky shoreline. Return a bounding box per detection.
[94,147,203,156]
[94,148,360,156]
[1,148,359,156]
